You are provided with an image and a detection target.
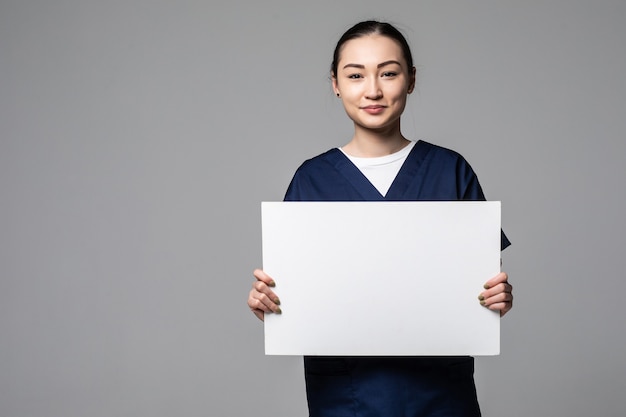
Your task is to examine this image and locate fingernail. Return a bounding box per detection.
[269,280,276,287]
[483,284,490,289]
[274,297,281,305]
[480,300,486,306]
[478,294,484,301]
[276,307,282,314]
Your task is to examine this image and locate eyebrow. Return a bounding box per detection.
[342,60,403,70]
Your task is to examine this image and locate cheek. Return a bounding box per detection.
[340,88,361,104]
[389,87,409,104]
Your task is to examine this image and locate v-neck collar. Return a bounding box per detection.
[324,140,432,201]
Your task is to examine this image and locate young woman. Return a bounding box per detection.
[248,20,513,417]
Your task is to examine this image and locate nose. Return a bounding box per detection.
[365,77,382,100]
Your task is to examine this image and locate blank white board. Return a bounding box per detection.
[262,201,501,356]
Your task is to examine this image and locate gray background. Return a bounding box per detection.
[1,1,625,416]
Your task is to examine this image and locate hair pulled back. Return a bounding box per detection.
[331,21,414,77]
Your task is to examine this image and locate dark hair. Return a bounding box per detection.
[331,20,414,77]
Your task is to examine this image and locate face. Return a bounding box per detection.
[332,34,416,133]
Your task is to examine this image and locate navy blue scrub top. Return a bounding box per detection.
[283,140,510,417]
[285,140,510,249]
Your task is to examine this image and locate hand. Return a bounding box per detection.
[478,272,513,317]
[248,269,282,322]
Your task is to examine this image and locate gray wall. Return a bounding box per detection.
[1,1,625,416]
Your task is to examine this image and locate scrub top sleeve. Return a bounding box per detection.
[284,168,309,202]
[501,230,511,251]
[457,157,486,201]
[457,156,511,250]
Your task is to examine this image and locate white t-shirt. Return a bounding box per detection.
[340,141,416,197]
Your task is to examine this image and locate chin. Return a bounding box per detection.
[354,118,399,131]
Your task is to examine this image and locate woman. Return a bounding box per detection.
[248,20,513,417]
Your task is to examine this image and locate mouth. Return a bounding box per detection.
[361,105,387,114]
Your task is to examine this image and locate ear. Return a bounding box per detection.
[331,73,340,97]
[407,66,417,94]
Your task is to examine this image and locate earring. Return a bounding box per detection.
[336,93,340,97]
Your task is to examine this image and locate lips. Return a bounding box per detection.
[361,105,387,114]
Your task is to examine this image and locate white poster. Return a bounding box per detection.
[262,201,501,356]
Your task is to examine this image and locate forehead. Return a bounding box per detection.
[338,34,405,67]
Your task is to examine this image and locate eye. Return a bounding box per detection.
[382,71,398,78]
[347,73,363,79]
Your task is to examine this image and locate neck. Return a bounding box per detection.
[342,123,409,157]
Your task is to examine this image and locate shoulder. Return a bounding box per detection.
[296,148,342,171]
[289,148,346,181]
[410,140,476,177]
[284,148,346,201]
[416,140,469,164]
[410,140,484,200]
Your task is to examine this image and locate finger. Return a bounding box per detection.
[485,301,512,317]
[483,271,508,289]
[248,298,281,317]
[253,280,280,305]
[480,282,513,300]
[480,298,513,317]
[253,268,276,287]
[248,289,282,314]
[480,291,513,307]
